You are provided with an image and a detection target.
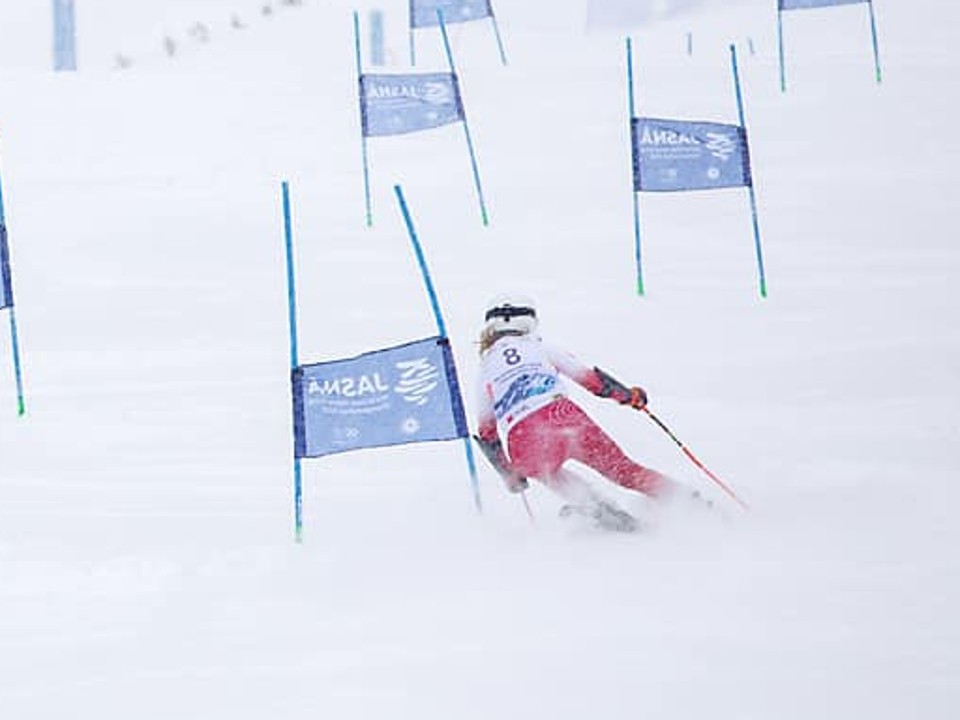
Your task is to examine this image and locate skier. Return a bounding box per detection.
[475,295,682,531]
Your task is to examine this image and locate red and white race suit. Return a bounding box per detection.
[477,334,669,499]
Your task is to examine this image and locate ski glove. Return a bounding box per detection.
[594,367,648,409]
[625,386,648,409]
[504,473,530,494]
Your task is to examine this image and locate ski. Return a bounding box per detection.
[558,500,640,534]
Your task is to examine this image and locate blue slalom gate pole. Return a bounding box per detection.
[394,184,482,513]
[0,165,25,416]
[777,7,787,92]
[353,12,374,227]
[730,44,768,299]
[6,305,25,417]
[409,5,417,66]
[394,185,447,336]
[625,38,644,296]
[489,6,508,65]
[281,181,304,542]
[438,10,490,226]
[867,0,882,84]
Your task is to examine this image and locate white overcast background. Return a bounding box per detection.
[1,1,958,718]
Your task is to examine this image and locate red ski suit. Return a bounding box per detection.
[477,334,669,500]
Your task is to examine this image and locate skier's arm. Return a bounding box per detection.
[475,432,528,494]
[589,367,648,408]
[547,345,648,409]
[476,390,528,493]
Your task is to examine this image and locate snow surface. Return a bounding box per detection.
[1,0,958,717]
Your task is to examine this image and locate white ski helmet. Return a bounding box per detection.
[483,294,538,336]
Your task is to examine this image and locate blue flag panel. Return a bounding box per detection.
[53,0,78,71]
[779,0,866,9]
[631,117,752,193]
[292,336,469,459]
[0,224,13,310]
[410,0,493,29]
[360,72,465,137]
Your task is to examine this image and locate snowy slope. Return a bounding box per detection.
[1,1,958,718]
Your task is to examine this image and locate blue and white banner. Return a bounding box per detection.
[631,117,752,193]
[360,72,464,137]
[292,336,469,459]
[53,0,77,72]
[780,0,866,9]
[410,0,493,29]
[0,224,13,310]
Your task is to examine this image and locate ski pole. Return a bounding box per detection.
[519,490,536,525]
[640,406,750,511]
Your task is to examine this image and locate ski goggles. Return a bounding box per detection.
[485,305,536,322]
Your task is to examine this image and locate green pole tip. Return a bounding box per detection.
[637,280,645,296]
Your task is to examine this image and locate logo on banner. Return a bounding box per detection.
[365,80,454,104]
[306,356,440,406]
[636,125,737,161]
[703,132,737,161]
[395,358,441,406]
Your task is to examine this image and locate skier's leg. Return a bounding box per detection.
[507,397,668,502]
[567,409,674,498]
[572,419,716,511]
[505,402,569,479]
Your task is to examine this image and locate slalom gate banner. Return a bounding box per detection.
[281,182,481,541]
[0,223,12,310]
[53,0,78,72]
[359,72,464,137]
[631,119,752,193]
[777,0,882,89]
[779,0,866,9]
[626,41,768,298]
[409,0,506,65]
[291,337,468,459]
[410,0,493,28]
[354,11,489,226]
